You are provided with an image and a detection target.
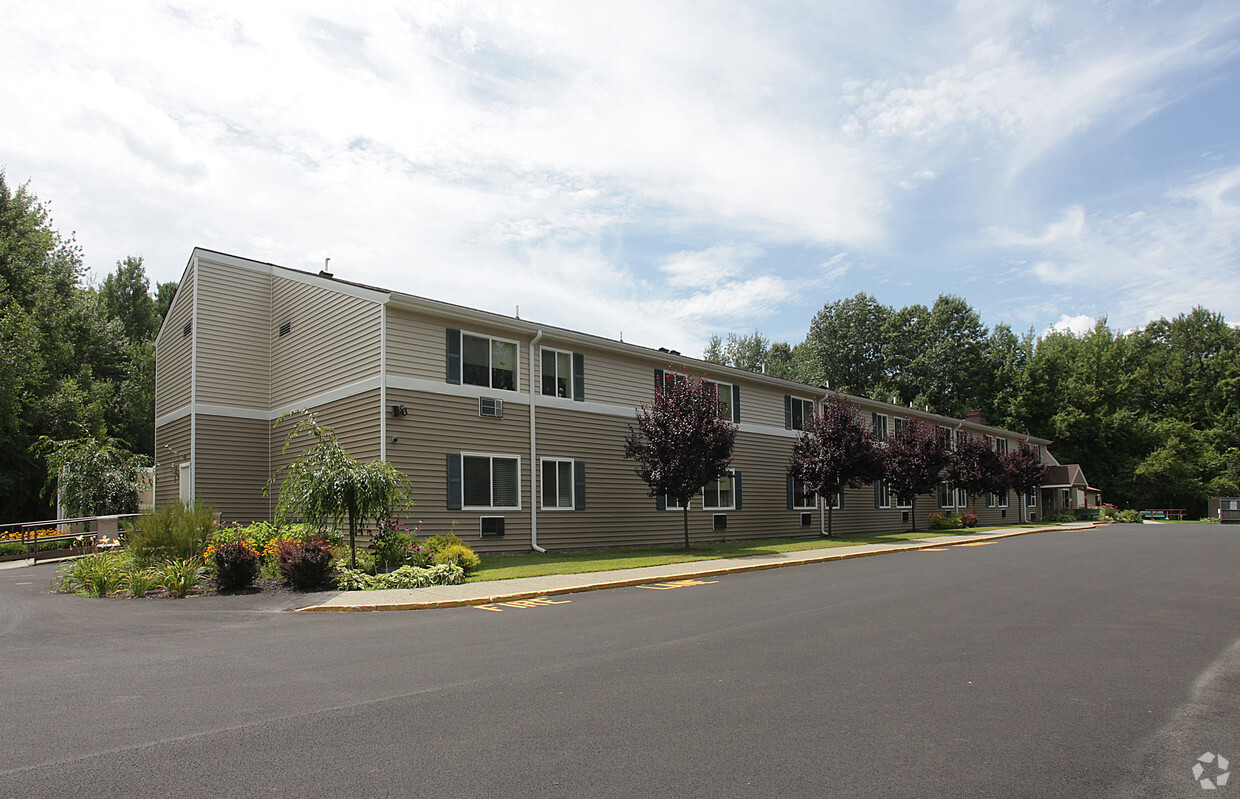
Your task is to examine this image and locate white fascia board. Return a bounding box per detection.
[190,247,391,305]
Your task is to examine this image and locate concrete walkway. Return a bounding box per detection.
[298,522,1098,612]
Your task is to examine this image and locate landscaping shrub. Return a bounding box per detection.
[1101,503,1120,520]
[432,542,480,573]
[424,533,465,557]
[124,568,161,597]
[335,562,465,591]
[1198,516,1220,524]
[53,551,130,597]
[1114,509,1143,524]
[369,531,423,571]
[155,558,205,597]
[959,511,978,528]
[126,501,216,566]
[1043,512,1077,523]
[274,537,336,590]
[0,542,24,557]
[212,541,261,591]
[928,513,964,530]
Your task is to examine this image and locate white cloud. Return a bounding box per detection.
[1044,313,1096,338]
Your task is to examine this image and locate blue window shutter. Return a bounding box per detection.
[656,493,666,511]
[574,460,586,510]
[786,475,794,509]
[732,384,741,423]
[446,454,462,510]
[734,470,742,509]
[784,395,793,429]
[446,329,461,385]
[572,353,585,402]
[654,368,664,393]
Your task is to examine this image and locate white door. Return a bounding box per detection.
[178,462,193,503]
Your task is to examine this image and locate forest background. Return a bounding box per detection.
[3,172,1237,522]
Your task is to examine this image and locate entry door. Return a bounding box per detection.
[178,462,193,502]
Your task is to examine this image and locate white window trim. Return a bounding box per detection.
[461,330,521,392]
[876,480,891,510]
[873,412,889,441]
[702,470,736,511]
[997,489,1009,508]
[705,379,734,420]
[895,489,912,509]
[539,347,575,400]
[1027,490,1038,507]
[664,495,690,511]
[461,452,523,511]
[539,457,575,511]
[791,475,817,509]
[790,397,815,431]
[827,490,843,510]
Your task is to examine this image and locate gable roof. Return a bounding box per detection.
[1042,464,1091,488]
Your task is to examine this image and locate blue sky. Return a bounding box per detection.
[3,1,1239,355]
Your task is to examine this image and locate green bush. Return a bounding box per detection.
[432,542,480,573]
[1198,516,1220,524]
[52,551,131,596]
[928,513,964,530]
[124,568,162,597]
[126,501,216,566]
[1114,509,1143,524]
[959,511,978,528]
[1042,512,1077,523]
[0,542,25,557]
[369,531,417,571]
[336,563,465,590]
[424,533,465,556]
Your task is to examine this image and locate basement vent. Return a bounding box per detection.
[1029,513,1038,522]
[479,397,503,418]
[901,511,910,524]
[278,321,292,337]
[182,321,192,338]
[480,516,505,537]
[800,512,812,527]
[713,513,727,531]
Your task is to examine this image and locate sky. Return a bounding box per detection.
[3,1,1239,356]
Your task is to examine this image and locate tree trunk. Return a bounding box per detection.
[682,504,690,550]
[348,513,358,570]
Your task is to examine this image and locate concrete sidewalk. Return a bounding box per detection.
[298,522,1096,613]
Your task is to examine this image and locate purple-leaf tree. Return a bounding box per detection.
[1000,441,1050,523]
[884,417,953,531]
[624,372,737,550]
[945,432,1004,510]
[788,397,884,536]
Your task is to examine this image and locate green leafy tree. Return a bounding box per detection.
[787,397,884,536]
[99,256,159,342]
[270,412,412,569]
[804,293,892,395]
[35,430,150,517]
[625,373,737,550]
[154,281,178,323]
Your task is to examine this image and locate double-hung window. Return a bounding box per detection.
[453,454,520,510]
[541,458,586,510]
[789,475,816,509]
[705,380,738,422]
[451,330,518,391]
[872,413,888,441]
[785,396,815,430]
[938,482,953,508]
[702,471,737,510]
[541,348,584,400]
[875,480,891,509]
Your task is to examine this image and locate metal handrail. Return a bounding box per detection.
[0,513,139,564]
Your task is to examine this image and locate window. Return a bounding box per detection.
[785,396,815,430]
[662,494,689,510]
[703,470,740,510]
[827,490,844,509]
[894,417,907,438]
[789,476,816,509]
[541,459,584,510]
[875,480,891,509]
[705,380,739,422]
[1027,490,1037,507]
[994,438,1009,456]
[541,348,583,400]
[956,487,968,507]
[895,489,912,509]
[462,333,518,391]
[996,489,1008,508]
[938,482,953,508]
[872,413,888,441]
[460,454,520,510]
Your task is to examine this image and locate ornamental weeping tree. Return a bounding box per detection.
[1000,441,1050,523]
[36,430,150,517]
[883,418,952,531]
[788,397,884,536]
[269,412,411,569]
[624,372,737,550]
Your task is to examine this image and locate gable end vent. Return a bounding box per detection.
[278,321,292,337]
[182,321,192,338]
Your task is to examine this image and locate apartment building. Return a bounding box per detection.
[154,248,1055,552]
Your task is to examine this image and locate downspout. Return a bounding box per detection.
[529,329,546,552]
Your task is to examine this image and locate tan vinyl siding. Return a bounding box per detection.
[195,259,271,408]
[266,389,382,517]
[153,416,191,509]
[271,276,381,408]
[385,307,443,382]
[154,264,195,417]
[195,415,271,524]
[745,383,803,429]
[578,346,656,407]
[386,389,532,553]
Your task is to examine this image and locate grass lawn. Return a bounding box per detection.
[467,524,1033,582]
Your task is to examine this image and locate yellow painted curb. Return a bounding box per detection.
[296,522,1096,613]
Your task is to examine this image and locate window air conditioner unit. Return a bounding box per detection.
[713,514,727,530]
[479,397,503,418]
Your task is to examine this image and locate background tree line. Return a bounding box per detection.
[1,172,176,522]
[706,293,1240,516]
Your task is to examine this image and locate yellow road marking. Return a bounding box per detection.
[956,542,996,547]
[639,579,721,591]
[474,596,572,612]
[919,547,950,551]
